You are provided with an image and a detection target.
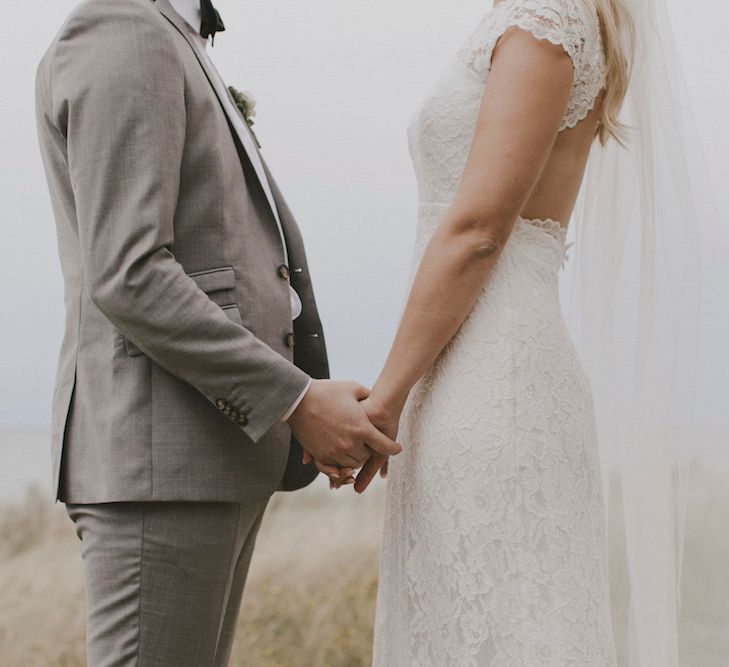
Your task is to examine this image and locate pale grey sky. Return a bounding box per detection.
[0,0,727,438]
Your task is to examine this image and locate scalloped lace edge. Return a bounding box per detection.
[519,216,568,242]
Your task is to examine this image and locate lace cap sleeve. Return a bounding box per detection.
[462,0,607,130]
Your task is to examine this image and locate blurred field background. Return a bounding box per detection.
[1,453,728,666]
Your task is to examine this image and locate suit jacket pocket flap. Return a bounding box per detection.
[187,266,236,294]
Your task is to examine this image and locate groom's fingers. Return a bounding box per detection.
[304,451,349,475]
[307,455,356,481]
[355,454,387,494]
[313,459,348,479]
[316,461,340,477]
[364,424,402,457]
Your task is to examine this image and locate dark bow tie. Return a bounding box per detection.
[200,0,226,43]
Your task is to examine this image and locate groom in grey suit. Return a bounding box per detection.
[35,0,399,664]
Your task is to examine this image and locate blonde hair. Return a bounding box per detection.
[593,0,635,144]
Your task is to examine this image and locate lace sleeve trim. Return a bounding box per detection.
[461,0,607,131]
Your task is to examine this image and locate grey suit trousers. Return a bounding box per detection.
[66,499,269,667]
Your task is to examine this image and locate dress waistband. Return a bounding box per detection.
[418,202,567,244]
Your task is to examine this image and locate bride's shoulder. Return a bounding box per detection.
[508,0,602,50]
[461,0,603,79]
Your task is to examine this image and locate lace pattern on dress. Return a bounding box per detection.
[374,206,617,666]
[460,0,607,130]
[520,216,568,242]
[373,3,616,663]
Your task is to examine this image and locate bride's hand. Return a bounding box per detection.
[301,451,355,488]
[354,394,402,494]
[362,394,402,441]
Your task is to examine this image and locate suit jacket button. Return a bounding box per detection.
[278,265,290,280]
[285,333,296,348]
[216,399,226,410]
[223,406,233,416]
[237,414,249,427]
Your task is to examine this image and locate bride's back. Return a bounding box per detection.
[521,93,605,226]
[409,0,616,232]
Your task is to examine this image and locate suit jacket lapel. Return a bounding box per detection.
[154,0,277,221]
[261,160,301,253]
[155,0,233,121]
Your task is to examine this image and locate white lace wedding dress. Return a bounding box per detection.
[373,1,617,665]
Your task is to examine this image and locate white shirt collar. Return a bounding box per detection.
[168,0,203,37]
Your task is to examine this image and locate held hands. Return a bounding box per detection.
[354,394,402,493]
[286,380,402,487]
[293,385,404,494]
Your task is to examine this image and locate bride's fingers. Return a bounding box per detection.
[354,455,387,494]
[301,452,357,487]
[314,460,344,478]
[309,458,358,489]
[380,459,389,479]
[304,452,353,475]
[330,474,355,490]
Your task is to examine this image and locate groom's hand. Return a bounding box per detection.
[286,380,402,469]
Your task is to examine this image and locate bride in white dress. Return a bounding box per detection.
[356,0,621,663]
[310,0,710,663]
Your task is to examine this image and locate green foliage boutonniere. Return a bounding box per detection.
[228,86,261,148]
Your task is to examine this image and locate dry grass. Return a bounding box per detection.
[0,468,727,666]
[0,482,384,667]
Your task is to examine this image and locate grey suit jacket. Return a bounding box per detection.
[35,0,328,503]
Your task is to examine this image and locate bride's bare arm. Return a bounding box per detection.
[355,29,575,490]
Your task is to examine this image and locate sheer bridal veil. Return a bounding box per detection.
[565,0,725,664]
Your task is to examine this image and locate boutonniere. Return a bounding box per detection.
[228,86,261,148]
